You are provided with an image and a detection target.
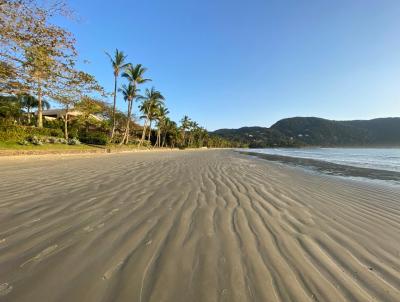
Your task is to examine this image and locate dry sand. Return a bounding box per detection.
[0,149,399,302]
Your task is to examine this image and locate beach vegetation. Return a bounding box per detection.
[105,49,129,140]
[0,0,243,151]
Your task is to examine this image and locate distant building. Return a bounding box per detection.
[38,109,103,122]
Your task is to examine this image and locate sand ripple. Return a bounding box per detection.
[0,150,399,301]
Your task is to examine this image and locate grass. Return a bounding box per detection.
[0,141,160,155]
[0,141,104,151]
[0,141,176,157]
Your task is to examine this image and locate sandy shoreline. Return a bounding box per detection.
[0,150,399,301]
[0,147,211,163]
[241,151,400,184]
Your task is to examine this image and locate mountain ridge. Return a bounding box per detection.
[212,117,400,148]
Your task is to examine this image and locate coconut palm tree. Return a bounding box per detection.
[160,117,173,147]
[139,99,151,144]
[118,83,139,144]
[168,120,180,148]
[188,120,199,147]
[0,95,22,121]
[155,105,169,147]
[18,94,50,124]
[105,49,129,140]
[121,64,150,145]
[180,115,191,147]
[138,87,164,146]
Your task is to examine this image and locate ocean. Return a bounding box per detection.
[241,148,400,184]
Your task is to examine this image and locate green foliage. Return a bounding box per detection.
[79,131,108,145]
[18,136,70,146]
[213,117,400,148]
[213,126,297,148]
[139,140,151,148]
[27,135,43,145]
[68,138,81,145]
[271,117,400,146]
[18,140,29,146]
[0,124,63,142]
[44,119,63,129]
[0,96,22,120]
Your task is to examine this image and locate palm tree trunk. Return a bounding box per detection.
[154,132,158,147]
[126,99,133,144]
[140,118,148,146]
[155,128,160,147]
[126,100,132,144]
[27,106,31,124]
[64,105,69,139]
[189,134,193,147]
[147,121,152,144]
[181,131,186,146]
[37,79,43,128]
[110,75,117,140]
[120,99,132,145]
[162,132,167,147]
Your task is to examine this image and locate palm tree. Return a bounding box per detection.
[166,120,180,148]
[197,126,209,147]
[139,99,151,144]
[118,83,139,144]
[121,64,150,144]
[0,95,22,121]
[18,94,50,124]
[160,117,173,147]
[155,105,169,147]
[180,115,191,147]
[105,49,129,140]
[138,87,164,146]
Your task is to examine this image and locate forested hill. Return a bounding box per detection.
[213,117,400,148]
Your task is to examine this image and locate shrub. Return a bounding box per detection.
[44,119,63,130]
[0,125,63,142]
[79,131,108,145]
[48,129,64,137]
[27,135,43,145]
[68,138,81,145]
[57,138,68,144]
[139,140,151,148]
[47,137,58,144]
[18,140,30,146]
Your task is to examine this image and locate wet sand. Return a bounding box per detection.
[0,150,399,302]
[240,151,400,183]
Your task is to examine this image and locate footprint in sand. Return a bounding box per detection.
[20,244,58,268]
[0,283,12,296]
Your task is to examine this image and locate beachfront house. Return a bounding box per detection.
[38,109,103,122]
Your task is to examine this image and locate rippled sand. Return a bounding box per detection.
[0,150,399,302]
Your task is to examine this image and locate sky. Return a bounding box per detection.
[57,0,400,130]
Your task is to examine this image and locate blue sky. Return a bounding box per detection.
[59,0,400,130]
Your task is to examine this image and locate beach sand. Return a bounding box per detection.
[0,149,399,302]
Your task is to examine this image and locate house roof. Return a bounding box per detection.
[39,109,103,121]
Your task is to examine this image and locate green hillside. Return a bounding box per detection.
[213,117,400,147]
